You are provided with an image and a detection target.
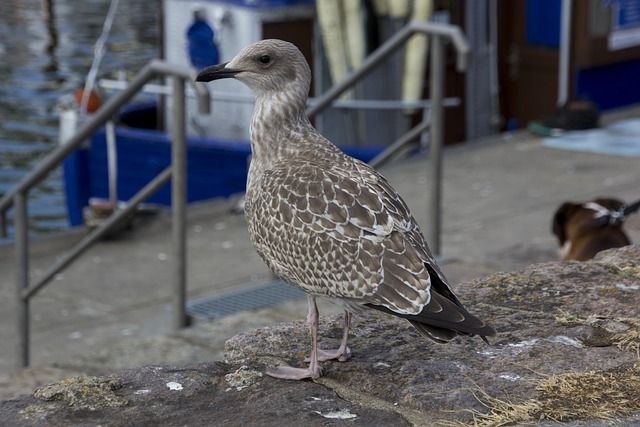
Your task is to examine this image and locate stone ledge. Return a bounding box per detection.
[1,246,639,426]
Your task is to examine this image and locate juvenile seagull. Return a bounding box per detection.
[196,39,495,380]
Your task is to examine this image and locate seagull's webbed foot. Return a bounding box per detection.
[269,300,354,379]
[313,346,352,362]
[268,295,325,380]
[267,363,322,380]
[307,310,353,363]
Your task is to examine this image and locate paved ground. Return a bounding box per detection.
[1,106,639,398]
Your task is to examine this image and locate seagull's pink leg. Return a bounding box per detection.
[314,310,352,362]
[267,295,323,380]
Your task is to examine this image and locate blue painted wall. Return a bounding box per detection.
[526,0,562,48]
[525,0,640,110]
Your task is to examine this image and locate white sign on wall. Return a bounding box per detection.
[608,0,640,50]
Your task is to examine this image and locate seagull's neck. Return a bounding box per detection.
[246,87,347,196]
[250,91,316,164]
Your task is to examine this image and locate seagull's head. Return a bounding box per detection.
[196,39,311,99]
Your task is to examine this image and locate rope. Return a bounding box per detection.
[80,0,122,205]
[80,0,121,114]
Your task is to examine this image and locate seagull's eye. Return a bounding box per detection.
[259,55,271,65]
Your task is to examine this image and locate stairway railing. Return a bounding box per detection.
[0,60,210,369]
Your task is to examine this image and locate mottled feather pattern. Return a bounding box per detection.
[245,128,435,316]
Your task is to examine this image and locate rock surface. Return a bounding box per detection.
[1,246,640,426]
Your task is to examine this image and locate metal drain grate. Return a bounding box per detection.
[187,280,306,321]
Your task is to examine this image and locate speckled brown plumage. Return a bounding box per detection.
[196,39,495,380]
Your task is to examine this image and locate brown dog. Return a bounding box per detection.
[552,198,631,261]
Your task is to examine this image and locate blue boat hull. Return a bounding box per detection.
[63,126,382,226]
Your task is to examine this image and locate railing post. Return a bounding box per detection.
[0,212,6,239]
[172,76,188,330]
[428,35,445,256]
[14,191,30,368]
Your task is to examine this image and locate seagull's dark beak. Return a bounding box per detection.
[195,62,241,82]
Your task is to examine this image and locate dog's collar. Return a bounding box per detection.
[585,199,640,228]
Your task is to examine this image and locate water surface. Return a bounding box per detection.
[0,0,159,238]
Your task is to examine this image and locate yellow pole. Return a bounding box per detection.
[402,0,434,114]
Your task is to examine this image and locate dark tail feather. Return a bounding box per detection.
[408,321,458,343]
[366,292,496,344]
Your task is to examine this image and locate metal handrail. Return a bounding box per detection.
[2,21,468,370]
[0,60,210,233]
[2,60,210,368]
[306,21,469,118]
